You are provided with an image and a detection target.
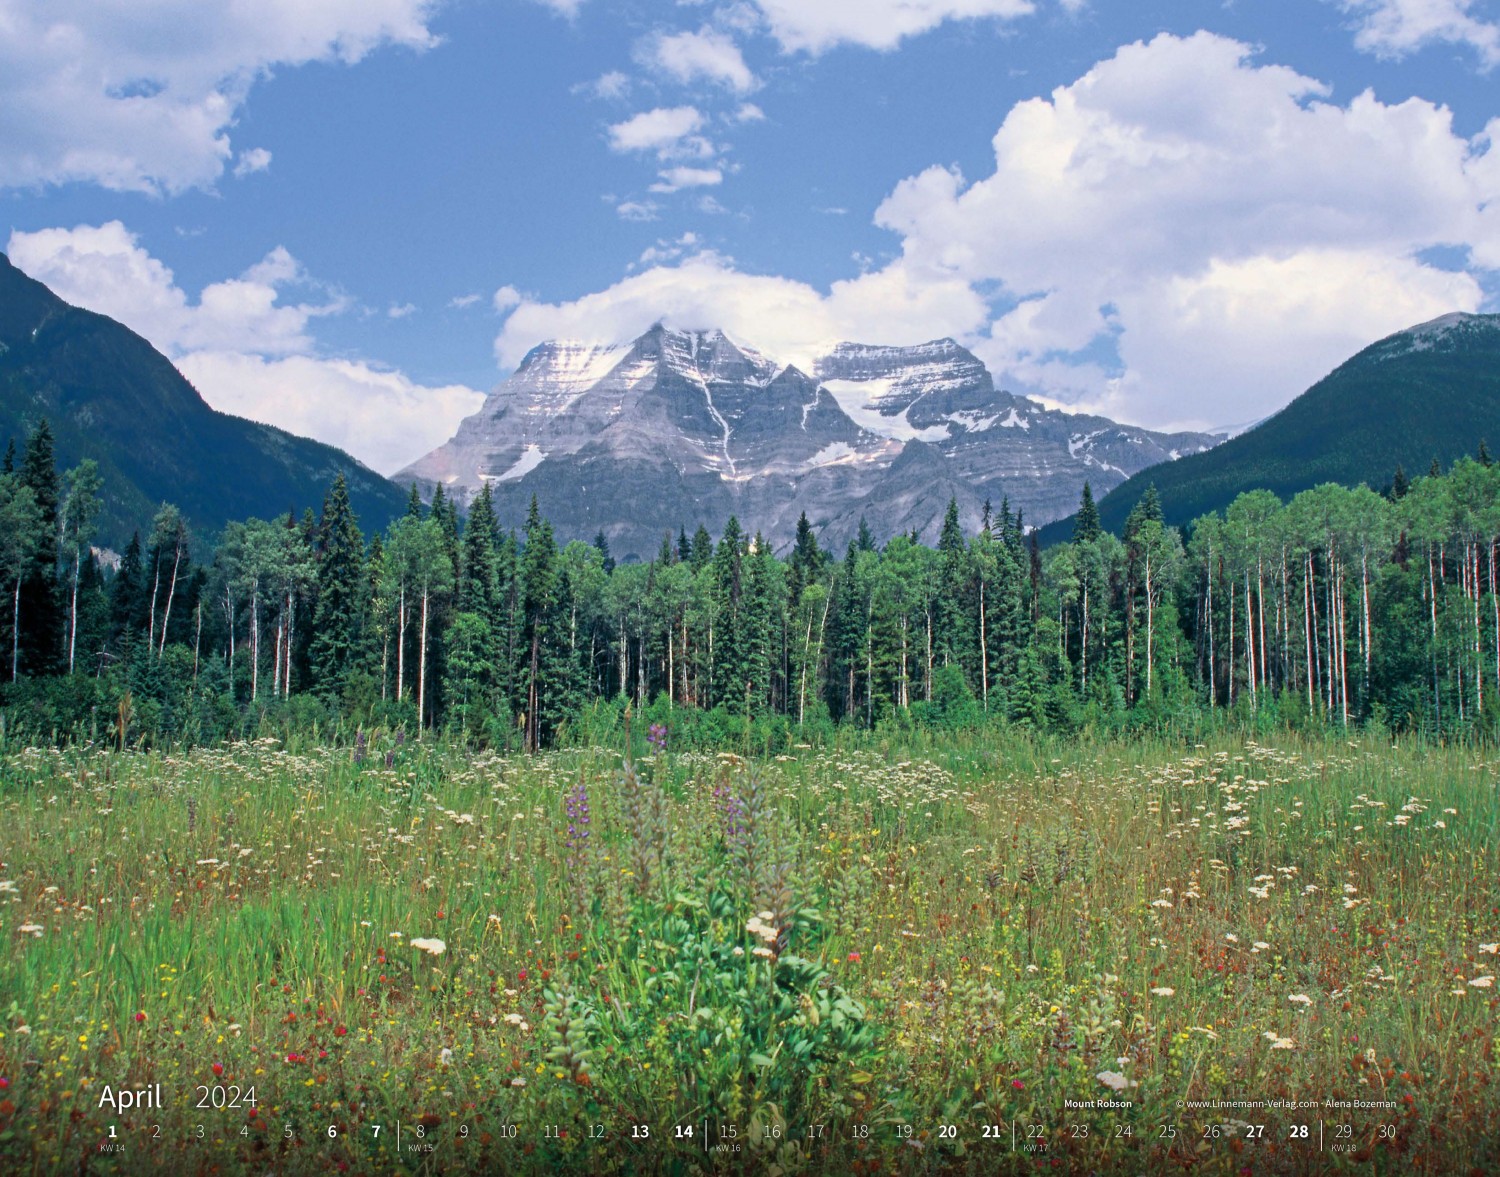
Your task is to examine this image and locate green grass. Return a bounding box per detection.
[0,730,1497,1174]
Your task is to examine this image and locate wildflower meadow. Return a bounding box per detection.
[0,727,1497,1174]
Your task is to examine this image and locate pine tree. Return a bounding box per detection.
[1391,464,1410,500]
[594,529,617,574]
[110,533,145,641]
[17,420,61,674]
[788,511,822,603]
[690,525,714,572]
[519,497,564,750]
[1074,482,1103,542]
[309,474,366,701]
[459,483,500,616]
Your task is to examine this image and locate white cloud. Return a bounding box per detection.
[492,285,523,313]
[587,70,632,100]
[732,103,766,123]
[873,31,1498,427]
[650,166,723,192]
[748,0,1034,54]
[1339,0,1500,67]
[615,199,661,221]
[233,147,273,177]
[8,221,325,356]
[496,32,1499,434]
[448,293,483,309]
[644,28,758,92]
[606,106,709,157]
[495,250,985,373]
[387,302,417,318]
[176,352,483,474]
[0,0,439,193]
[7,221,482,474]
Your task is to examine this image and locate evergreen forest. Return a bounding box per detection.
[4,416,1500,748]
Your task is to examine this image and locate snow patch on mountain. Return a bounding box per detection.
[820,378,951,442]
[489,444,547,482]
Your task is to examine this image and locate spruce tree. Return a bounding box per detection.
[1074,482,1103,542]
[594,529,617,574]
[690,525,714,572]
[309,474,366,701]
[17,420,61,673]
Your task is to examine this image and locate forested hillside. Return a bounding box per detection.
[3,413,1500,744]
[1038,312,1500,543]
[0,254,408,545]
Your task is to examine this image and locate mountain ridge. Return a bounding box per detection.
[0,253,409,544]
[1035,311,1500,544]
[402,323,1221,558]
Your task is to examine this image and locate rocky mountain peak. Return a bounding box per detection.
[398,324,1222,557]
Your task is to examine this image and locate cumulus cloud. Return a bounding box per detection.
[0,0,440,193]
[643,28,758,92]
[496,33,1499,433]
[607,106,710,157]
[748,0,1034,54]
[176,352,483,473]
[8,221,326,355]
[7,222,482,474]
[1338,0,1500,67]
[495,250,985,373]
[873,31,1498,427]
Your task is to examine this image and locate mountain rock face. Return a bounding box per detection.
[0,253,407,543]
[401,324,1221,559]
[1040,311,1500,543]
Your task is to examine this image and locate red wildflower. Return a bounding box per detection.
[134,1012,146,1023]
[212,1063,224,1077]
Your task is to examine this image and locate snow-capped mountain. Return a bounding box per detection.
[399,325,1221,559]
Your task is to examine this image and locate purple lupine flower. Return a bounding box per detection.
[713,781,746,847]
[647,723,667,751]
[353,728,367,766]
[565,779,592,856]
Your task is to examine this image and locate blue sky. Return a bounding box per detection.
[3,0,1499,472]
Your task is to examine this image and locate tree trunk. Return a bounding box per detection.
[158,543,183,657]
[1081,581,1090,695]
[1245,574,1256,710]
[1145,551,1154,696]
[418,584,430,728]
[148,560,161,650]
[1203,550,1213,704]
[1428,544,1440,725]
[11,578,20,682]
[396,585,407,702]
[251,582,261,702]
[68,561,80,675]
[978,577,989,713]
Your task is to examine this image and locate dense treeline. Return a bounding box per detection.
[3,415,1500,747]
